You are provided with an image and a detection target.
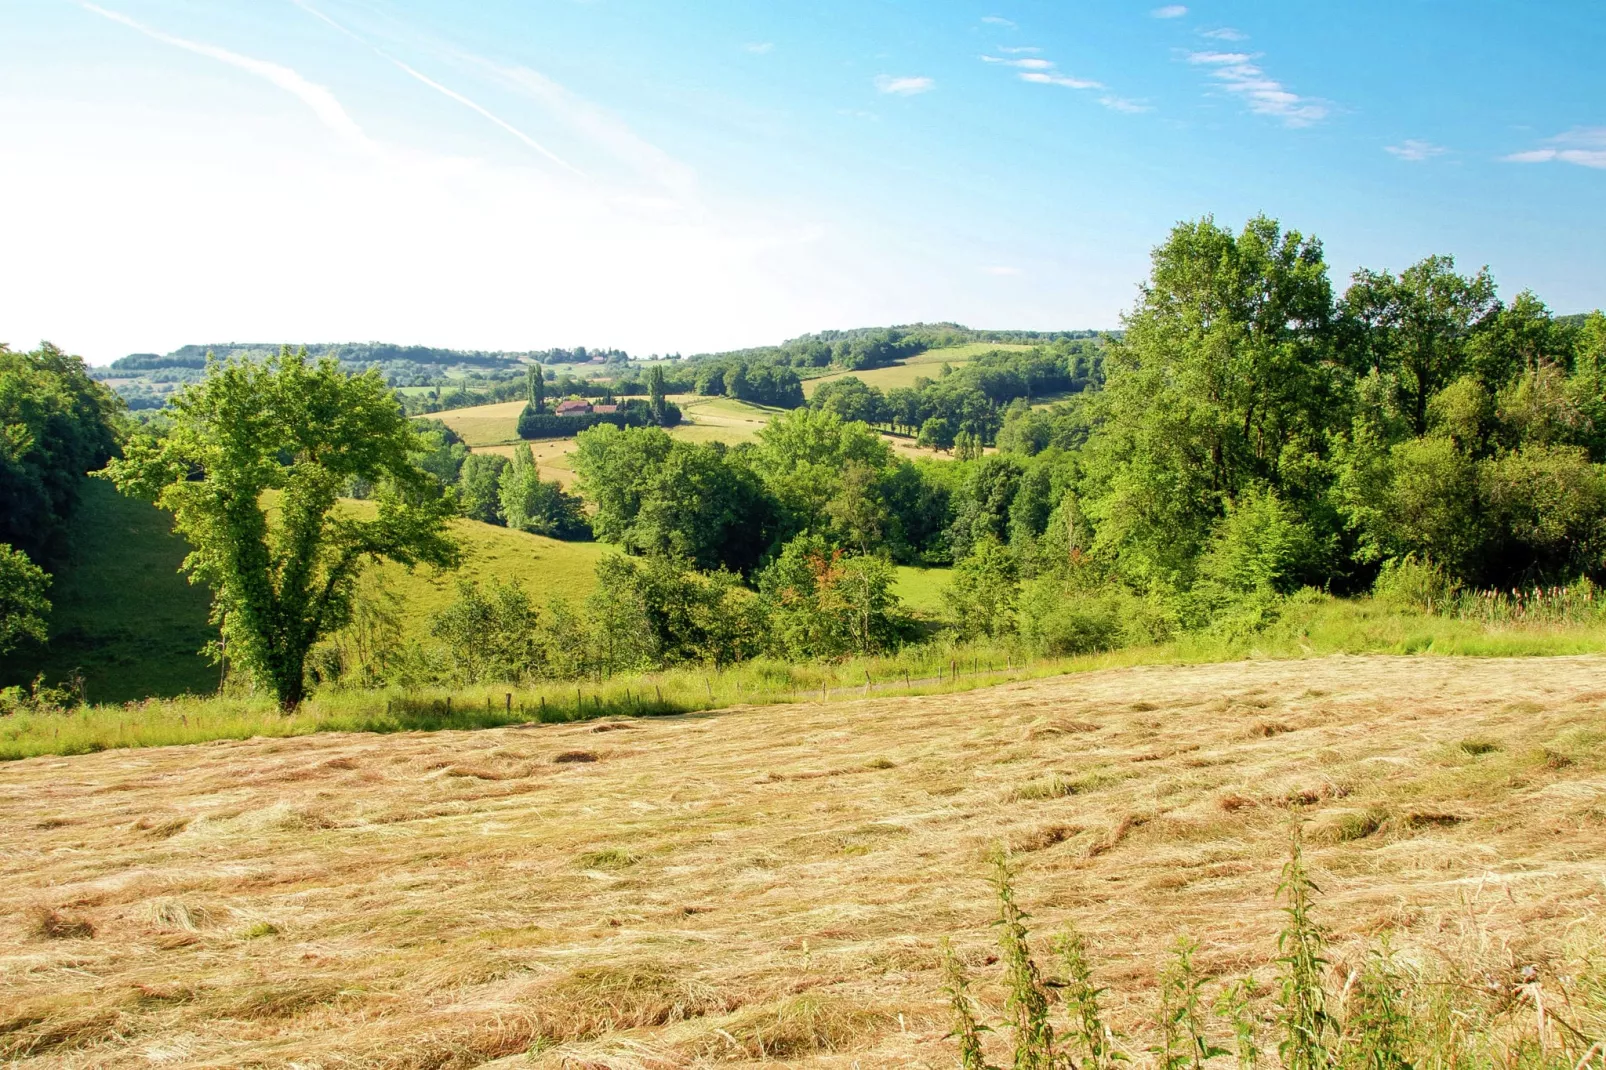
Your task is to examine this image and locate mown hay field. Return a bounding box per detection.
[4,655,1605,1067]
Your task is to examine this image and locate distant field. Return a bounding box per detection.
[802,343,1033,396]
[422,399,526,447]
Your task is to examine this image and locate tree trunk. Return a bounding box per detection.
[272,647,308,713]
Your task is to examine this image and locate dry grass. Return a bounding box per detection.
[4,655,1606,1066]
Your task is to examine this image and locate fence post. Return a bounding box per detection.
[505,693,512,713]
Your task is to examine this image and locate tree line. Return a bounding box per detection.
[8,213,1604,712]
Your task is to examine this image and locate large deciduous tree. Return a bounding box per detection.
[103,349,459,710]
[1081,215,1341,590]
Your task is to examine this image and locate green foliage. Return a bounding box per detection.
[430,577,541,684]
[759,534,906,659]
[583,554,765,673]
[1192,487,1325,623]
[1341,945,1412,1070]
[0,342,123,564]
[499,444,589,539]
[1081,215,1340,593]
[1276,825,1334,1070]
[1056,926,1121,1070]
[990,851,1057,1070]
[456,453,507,525]
[101,348,459,710]
[0,543,50,655]
[1370,554,1460,611]
[944,536,1020,640]
[573,425,773,573]
[1156,937,1228,1070]
[941,939,996,1070]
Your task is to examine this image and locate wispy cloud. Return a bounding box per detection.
[982,56,1053,70]
[982,49,1144,110]
[290,0,579,174]
[1385,139,1447,162]
[983,265,1022,276]
[997,45,1042,54]
[1152,5,1189,18]
[981,16,1017,27]
[1502,127,1606,169]
[81,2,372,151]
[1200,27,1247,41]
[743,41,774,54]
[875,74,935,96]
[1100,95,1152,114]
[1020,71,1103,90]
[1186,49,1328,126]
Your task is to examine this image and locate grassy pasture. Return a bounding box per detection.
[5,654,1605,1066]
[802,343,1035,396]
[891,565,950,616]
[0,489,612,704]
[0,479,217,702]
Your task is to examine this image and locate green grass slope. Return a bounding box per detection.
[0,479,217,703]
[0,485,616,704]
[802,343,1034,396]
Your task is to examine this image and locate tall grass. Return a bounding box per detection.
[5,593,1605,760]
[942,829,1606,1070]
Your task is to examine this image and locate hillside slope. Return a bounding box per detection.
[4,655,1604,1066]
[0,485,612,703]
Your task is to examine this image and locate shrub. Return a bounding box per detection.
[1372,554,1460,612]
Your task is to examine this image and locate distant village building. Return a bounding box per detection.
[592,403,619,414]
[555,399,593,415]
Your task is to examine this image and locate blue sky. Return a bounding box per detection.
[1,0,1601,363]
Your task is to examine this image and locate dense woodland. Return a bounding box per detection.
[5,214,1606,707]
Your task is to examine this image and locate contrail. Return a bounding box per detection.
[288,0,583,176]
[82,3,374,152]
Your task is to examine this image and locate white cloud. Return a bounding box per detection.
[997,45,1042,54]
[1385,139,1448,162]
[1152,5,1189,18]
[981,16,1017,27]
[1200,27,1247,41]
[1502,128,1606,170]
[982,49,1141,107]
[81,3,373,152]
[1186,50,1328,126]
[875,74,934,96]
[984,265,1022,276]
[1020,71,1103,90]
[1100,95,1152,114]
[743,42,774,54]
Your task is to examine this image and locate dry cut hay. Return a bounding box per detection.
[4,654,1606,1066]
